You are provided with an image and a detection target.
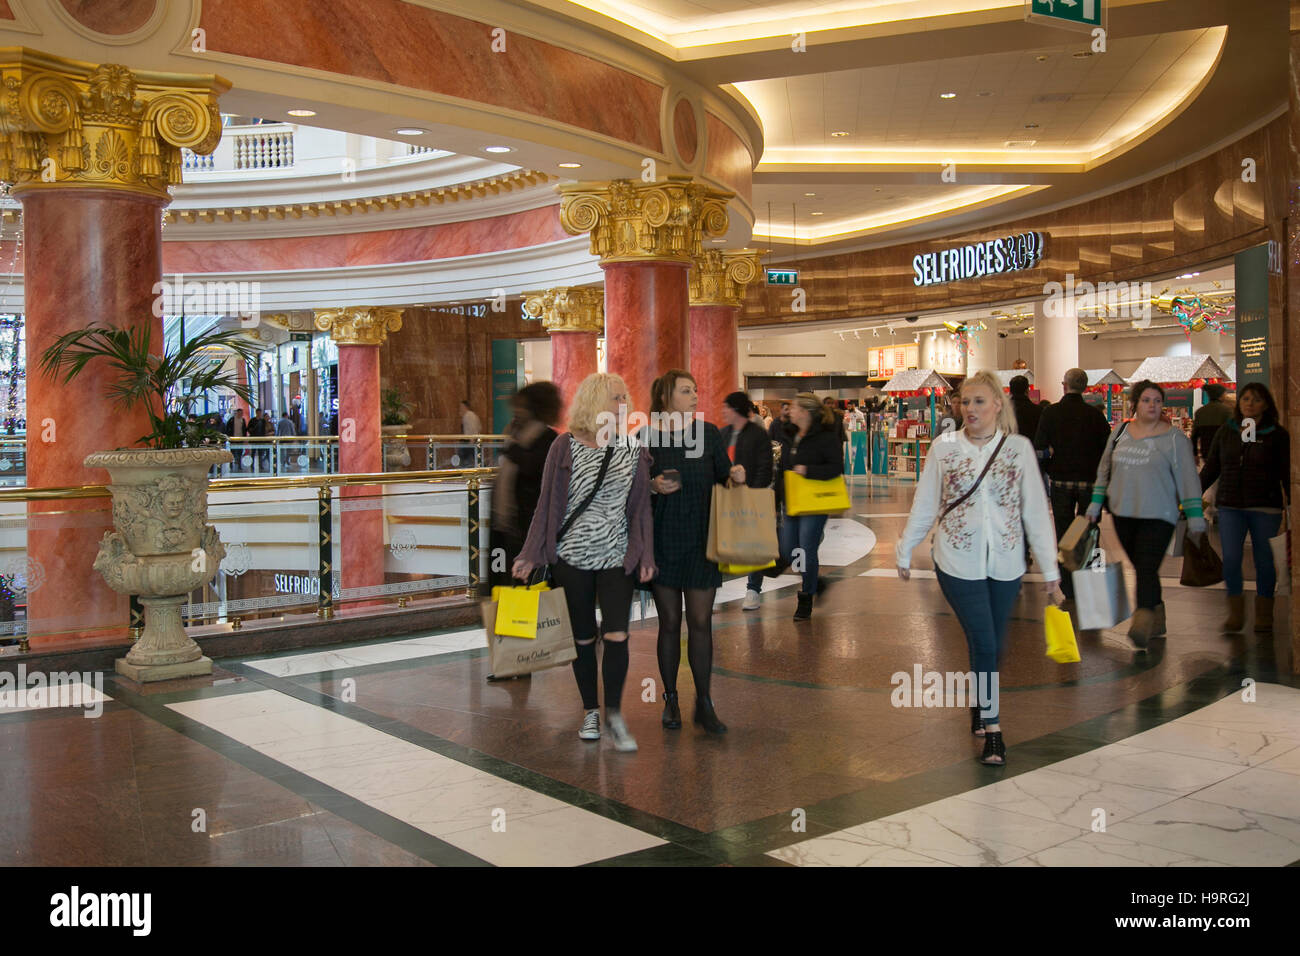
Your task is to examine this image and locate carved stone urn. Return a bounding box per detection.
[381,424,411,469]
[83,447,232,682]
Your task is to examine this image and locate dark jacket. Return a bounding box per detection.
[1011,394,1043,440]
[1034,392,1111,482]
[247,415,268,438]
[768,416,793,446]
[1192,401,1232,461]
[502,426,559,539]
[779,418,844,483]
[720,420,774,489]
[1199,419,1290,509]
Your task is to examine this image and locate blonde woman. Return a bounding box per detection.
[515,373,656,752]
[896,371,1063,766]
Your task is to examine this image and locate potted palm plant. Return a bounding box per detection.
[381,386,413,469]
[40,323,261,682]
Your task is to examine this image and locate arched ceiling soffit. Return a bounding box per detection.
[0,0,762,246]
[529,0,1286,252]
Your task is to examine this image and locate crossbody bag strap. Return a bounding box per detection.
[557,443,615,542]
[940,434,1008,520]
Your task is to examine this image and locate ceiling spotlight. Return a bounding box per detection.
[287,109,316,117]
[1036,54,1049,62]
[854,330,860,339]
[830,130,849,137]
[939,92,957,99]
[558,162,582,168]
[872,328,879,337]
[485,146,512,153]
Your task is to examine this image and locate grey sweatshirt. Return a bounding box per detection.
[1088,425,1205,529]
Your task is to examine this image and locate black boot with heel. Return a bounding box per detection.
[661,690,681,729]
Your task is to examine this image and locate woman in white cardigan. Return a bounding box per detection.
[896,371,1063,766]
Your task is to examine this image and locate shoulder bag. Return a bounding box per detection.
[940,434,1008,520]
[557,442,615,543]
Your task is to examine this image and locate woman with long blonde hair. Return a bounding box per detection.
[515,373,656,752]
[896,370,1063,766]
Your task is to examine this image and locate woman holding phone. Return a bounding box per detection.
[645,369,744,734]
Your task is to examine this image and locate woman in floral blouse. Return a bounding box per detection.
[896,371,1063,766]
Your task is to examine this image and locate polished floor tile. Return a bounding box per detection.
[953,768,1176,829]
[1006,831,1230,867]
[1108,798,1300,866]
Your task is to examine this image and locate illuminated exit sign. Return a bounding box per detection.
[1026,0,1102,32]
[766,269,799,286]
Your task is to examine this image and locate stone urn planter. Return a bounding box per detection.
[84,447,232,682]
[382,424,411,469]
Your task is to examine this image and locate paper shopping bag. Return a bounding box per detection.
[1270,495,1290,596]
[483,587,576,678]
[1072,562,1132,631]
[1057,516,1097,573]
[1166,518,1187,557]
[707,484,779,566]
[783,472,850,516]
[1044,605,1080,663]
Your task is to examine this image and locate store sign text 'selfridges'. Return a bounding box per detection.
[913,233,1046,287]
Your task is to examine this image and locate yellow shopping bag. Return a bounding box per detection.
[783,471,850,516]
[719,559,777,575]
[490,580,548,604]
[1044,605,1080,663]
[495,586,545,639]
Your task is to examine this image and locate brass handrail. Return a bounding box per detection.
[0,467,498,501]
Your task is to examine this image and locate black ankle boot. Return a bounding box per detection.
[694,696,727,734]
[661,690,681,729]
[794,592,813,621]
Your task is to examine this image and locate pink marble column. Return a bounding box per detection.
[21,189,164,646]
[551,330,598,424]
[336,343,385,593]
[689,304,739,426]
[602,261,690,415]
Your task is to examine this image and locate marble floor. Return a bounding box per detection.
[1,476,1296,866]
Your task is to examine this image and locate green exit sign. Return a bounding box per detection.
[290,332,312,342]
[1026,0,1102,32]
[766,269,799,286]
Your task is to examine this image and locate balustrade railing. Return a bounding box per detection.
[233,129,294,170]
[221,435,505,477]
[180,149,215,171]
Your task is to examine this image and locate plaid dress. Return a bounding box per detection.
[647,421,731,589]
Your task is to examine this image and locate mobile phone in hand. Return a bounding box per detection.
[662,469,681,483]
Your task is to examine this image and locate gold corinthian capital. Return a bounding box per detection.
[522,287,604,334]
[313,307,404,346]
[689,249,762,308]
[557,176,731,265]
[0,48,229,200]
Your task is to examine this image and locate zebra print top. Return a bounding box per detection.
[556,435,639,570]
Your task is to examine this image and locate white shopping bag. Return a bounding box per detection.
[1072,562,1133,631]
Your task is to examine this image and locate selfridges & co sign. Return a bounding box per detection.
[912,232,1046,286]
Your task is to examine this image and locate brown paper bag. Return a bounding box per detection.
[706,484,778,566]
[483,587,576,678]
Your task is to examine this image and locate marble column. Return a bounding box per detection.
[522,287,603,422]
[4,54,226,647]
[1033,298,1079,403]
[1287,12,1300,671]
[688,249,761,424]
[558,177,731,416]
[314,307,403,601]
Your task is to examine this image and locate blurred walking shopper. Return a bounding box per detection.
[514,373,655,752]
[1199,383,1290,633]
[1008,375,1042,438]
[1192,383,1233,463]
[1034,368,1112,609]
[491,382,561,588]
[717,391,775,611]
[459,399,483,467]
[778,393,844,621]
[1087,380,1206,649]
[646,370,743,734]
[897,371,1062,766]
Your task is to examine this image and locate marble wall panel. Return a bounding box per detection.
[59,0,155,34]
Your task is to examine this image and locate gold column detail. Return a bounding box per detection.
[0,48,228,199]
[522,287,604,334]
[313,307,404,346]
[557,176,731,264]
[689,249,762,308]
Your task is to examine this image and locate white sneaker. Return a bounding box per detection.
[606,712,638,752]
[578,709,600,741]
[742,589,761,610]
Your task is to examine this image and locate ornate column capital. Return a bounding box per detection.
[313,307,404,346]
[557,176,731,265]
[689,249,762,308]
[522,286,604,334]
[0,48,229,201]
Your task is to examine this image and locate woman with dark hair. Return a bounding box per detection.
[1199,382,1291,633]
[719,391,776,611]
[645,369,744,734]
[777,392,844,621]
[1087,379,1206,649]
[490,382,562,588]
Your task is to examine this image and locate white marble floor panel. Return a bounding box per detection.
[168,689,664,866]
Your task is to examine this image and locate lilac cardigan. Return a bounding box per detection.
[517,434,656,575]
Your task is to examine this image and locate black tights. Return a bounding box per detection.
[652,584,718,700]
[571,637,628,713]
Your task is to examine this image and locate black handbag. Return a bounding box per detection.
[1180,532,1223,588]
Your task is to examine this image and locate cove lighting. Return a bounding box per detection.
[286,109,316,117]
[485,146,512,153]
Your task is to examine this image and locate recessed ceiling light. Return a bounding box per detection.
[810,211,824,216]
[1036,54,1049,62]
[287,109,316,117]
[393,127,426,136]
[1072,50,1093,58]
[976,91,994,97]
[1024,123,1039,129]
[558,162,582,168]
[710,238,727,243]
[804,192,816,197]
[830,130,849,137]
[939,92,957,99]
[484,146,512,153]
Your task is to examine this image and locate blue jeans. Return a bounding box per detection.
[935,567,1022,724]
[779,511,829,595]
[1217,506,1282,598]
